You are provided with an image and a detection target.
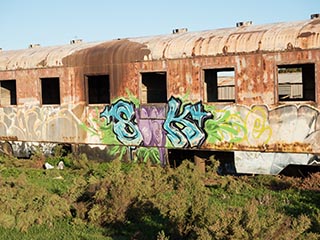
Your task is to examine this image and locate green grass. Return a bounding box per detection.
[0,153,319,239]
[0,219,110,240]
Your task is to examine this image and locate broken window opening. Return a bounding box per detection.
[141,72,167,104]
[204,68,235,102]
[0,79,17,106]
[87,75,110,104]
[41,77,60,105]
[278,63,315,102]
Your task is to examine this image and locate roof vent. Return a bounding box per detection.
[28,43,40,48]
[311,13,320,19]
[172,28,188,34]
[70,39,83,44]
[236,21,253,27]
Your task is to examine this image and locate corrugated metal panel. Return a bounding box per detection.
[278,72,302,84]
[0,42,101,70]
[291,84,302,98]
[218,86,235,100]
[0,18,319,71]
[279,84,291,95]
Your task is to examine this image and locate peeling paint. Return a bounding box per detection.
[0,17,319,174]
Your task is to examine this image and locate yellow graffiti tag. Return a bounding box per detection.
[245,106,272,145]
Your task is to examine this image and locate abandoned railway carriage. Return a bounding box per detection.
[0,15,320,174]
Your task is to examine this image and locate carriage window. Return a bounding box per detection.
[87,75,110,104]
[278,63,315,101]
[204,68,235,102]
[41,77,60,105]
[0,79,17,106]
[141,72,167,103]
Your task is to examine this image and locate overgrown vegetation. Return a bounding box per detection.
[0,151,319,239]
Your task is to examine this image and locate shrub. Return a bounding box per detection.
[0,174,70,232]
[1,154,320,239]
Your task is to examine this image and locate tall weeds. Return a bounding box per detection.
[0,154,319,239]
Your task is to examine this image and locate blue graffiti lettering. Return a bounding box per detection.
[100,99,143,146]
[163,97,212,148]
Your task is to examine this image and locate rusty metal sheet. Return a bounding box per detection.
[62,39,151,66]
[0,42,102,71]
[0,18,319,71]
[137,19,320,59]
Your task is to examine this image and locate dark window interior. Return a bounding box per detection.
[141,72,167,103]
[0,80,17,105]
[41,77,60,105]
[278,63,315,101]
[204,68,235,102]
[87,75,110,104]
[168,149,236,174]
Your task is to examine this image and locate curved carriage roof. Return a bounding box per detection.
[0,18,319,71]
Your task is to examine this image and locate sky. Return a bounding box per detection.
[0,0,319,50]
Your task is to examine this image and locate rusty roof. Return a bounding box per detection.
[0,18,319,71]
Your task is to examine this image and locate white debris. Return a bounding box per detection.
[44,162,54,169]
[57,161,65,170]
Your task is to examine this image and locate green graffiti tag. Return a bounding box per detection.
[204,105,247,144]
[81,108,118,145]
[135,147,161,164]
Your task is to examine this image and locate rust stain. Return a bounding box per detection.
[298,32,315,38]
[62,39,151,66]
[310,19,320,25]
[0,17,319,159]
[202,141,314,154]
[1,18,319,72]
[0,136,18,141]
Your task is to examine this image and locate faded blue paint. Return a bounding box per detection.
[163,96,212,148]
[100,99,143,145]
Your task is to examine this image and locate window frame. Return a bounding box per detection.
[140,71,168,104]
[202,67,236,103]
[85,74,111,105]
[40,77,61,105]
[0,79,17,106]
[276,62,316,103]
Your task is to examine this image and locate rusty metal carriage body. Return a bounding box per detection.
[0,16,320,174]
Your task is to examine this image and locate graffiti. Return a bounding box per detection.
[0,105,84,157]
[100,99,143,146]
[205,106,247,144]
[135,147,161,164]
[163,97,212,148]
[136,105,166,164]
[0,105,82,142]
[0,89,318,175]
[82,108,118,145]
[244,106,272,145]
[235,151,317,175]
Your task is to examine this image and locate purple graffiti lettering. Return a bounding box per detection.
[163,97,212,148]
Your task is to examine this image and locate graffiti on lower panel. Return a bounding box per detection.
[135,147,161,164]
[88,95,163,164]
[204,105,247,145]
[244,106,272,145]
[100,99,143,146]
[82,92,320,165]
[163,96,212,148]
[81,108,118,145]
[88,96,249,152]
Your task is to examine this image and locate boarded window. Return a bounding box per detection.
[141,72,167,103]
[204,68,235,102]
[0,80,17,105]
[41,77,60,105]
[87,75,110,104]
[278,64,315,101]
